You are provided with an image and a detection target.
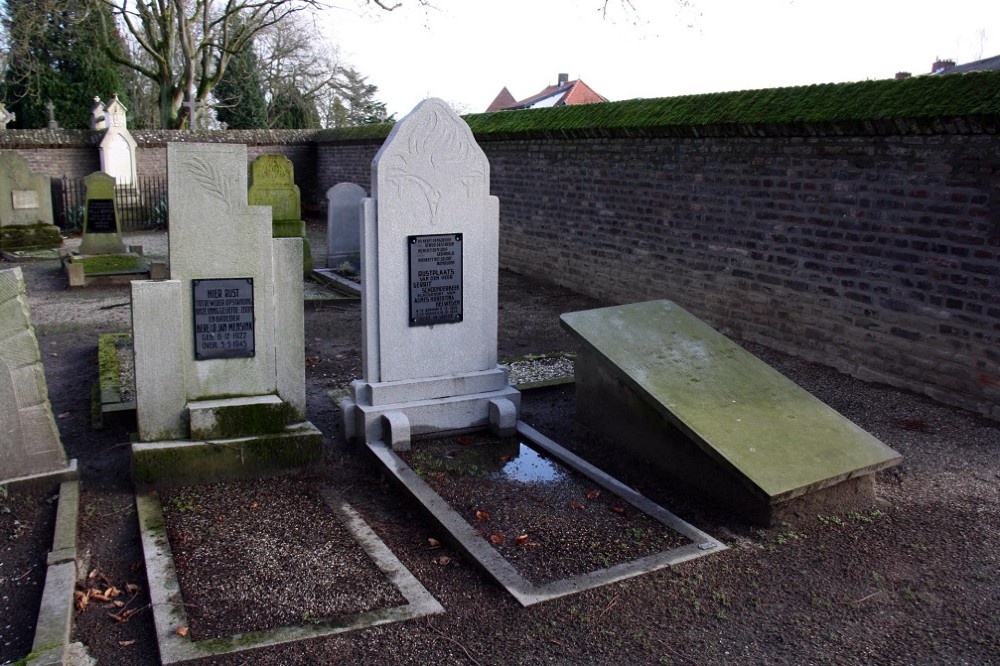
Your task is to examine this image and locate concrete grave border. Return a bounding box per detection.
[368,420,726,607]
[135,487,443,664]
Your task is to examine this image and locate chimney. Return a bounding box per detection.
[895,71,912,80]
[931,59,955,73]
[558,73,569,87]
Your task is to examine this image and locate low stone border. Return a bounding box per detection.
[135,488,443,664]
[310,268,361,298]
[499,352,575,390]
[27,478,80,666]
[94,332,136,429]
[368,421,726,606]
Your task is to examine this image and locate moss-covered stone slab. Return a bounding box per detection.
[561,300,902,523]
[0,224,63,253]
[131,422,323,488]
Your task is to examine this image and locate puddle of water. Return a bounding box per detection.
[500,442,566,483]
[410,437,567,485]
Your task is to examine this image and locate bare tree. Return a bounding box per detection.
[254,14,342,127]
[95,0,325,128]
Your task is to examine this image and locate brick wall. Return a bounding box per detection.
[476,129,1000,420]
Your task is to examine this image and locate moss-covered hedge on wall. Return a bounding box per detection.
[316,70,1000,142]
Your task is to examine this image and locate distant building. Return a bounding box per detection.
[486,73,608,112]
[931,54,1000,75]
[896,54,1000,79]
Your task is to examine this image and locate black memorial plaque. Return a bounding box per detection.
[409,233,463,326]
[192,278,256,360]
[86,199,117,234]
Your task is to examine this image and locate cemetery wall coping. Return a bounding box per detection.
[0,129,321,148]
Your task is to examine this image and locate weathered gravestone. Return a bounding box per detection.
[339,99,519,450]
[130,143,321,486]
[326,182,365,273]
[561,300,903,525]
[0,267,75,483]
[99,96,137,187]
[247,154,312,273]
[0,152,61,253]
[78,171,127,256]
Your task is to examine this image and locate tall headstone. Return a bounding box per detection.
[326,182,365,272]
[99,96,137,187]
[0,267,74,482]
[247,154,311,272]
[130,143,321,485]
[339,98,519,450]
[0,152,61,252]
[45,101,60,130]
[78,171,126,256]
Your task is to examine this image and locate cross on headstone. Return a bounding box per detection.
[45,101,60,129]
[0,102,15,130]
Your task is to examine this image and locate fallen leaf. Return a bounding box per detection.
[108,613,126,623]
[57,411,70,419]
[585,489,601,500]
[427,538,441,548]
[249,502,260,510]
[175,626,189,637]
[489,533,505,545]
[74,590,89,612]
[457,436,473,446]
[126,583,140,593]
[118,640,136,647]
[435,556,451,566]
[610,505,626,515]
[499,454,512,462]
[570,501,585,510]
[105,586,120,598]
[475,510,490,522]
[88,568,98,579]
[215,515,223,522]
[89,590,109,602]
[113,600,125,608]
[516,534,530,546]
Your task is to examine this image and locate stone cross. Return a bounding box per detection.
[46,101,60,129]
[0,102,15,130]
[185,95,199,131]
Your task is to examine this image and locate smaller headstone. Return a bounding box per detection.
[0,152,60,252]
[99,96,137,187]
[247,154,311,273]
[90,97,106,131]
[0,267,73,482]
[0,102,14,130]
[45,101,60,130]
[326,182,365,272]
[78,172,126,255]
[185,94,200,131]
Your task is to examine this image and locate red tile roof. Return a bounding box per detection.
[486,77,608,111]
[486,86,517,113]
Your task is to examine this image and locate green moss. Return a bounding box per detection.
[212,401,289,439]
[79,255,145,274]
[0,224,62,252]
[132,432,322,487]
[97,332,130,393]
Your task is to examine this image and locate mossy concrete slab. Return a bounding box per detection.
[131,422,323,488]
[561,300,902,519]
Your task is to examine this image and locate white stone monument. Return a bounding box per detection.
[0,267,75,483]
[99,96,137,187]
[339,98,519,450]
[90,97,106,131]
[129,143,321,485]
[326,182,365,272]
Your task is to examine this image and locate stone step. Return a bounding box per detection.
[187,394,288,440]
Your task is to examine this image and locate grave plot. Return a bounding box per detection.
[375,422,724,606]
[138,475,442,664]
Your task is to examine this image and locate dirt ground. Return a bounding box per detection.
[2,222,999,665]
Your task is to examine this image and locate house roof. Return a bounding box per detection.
[486,87,517,113]
[486,76,608,112]
[933,54,1000,75]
